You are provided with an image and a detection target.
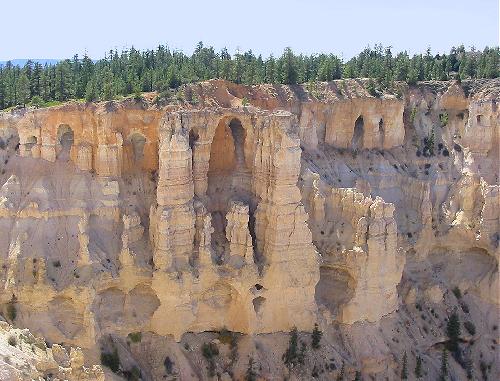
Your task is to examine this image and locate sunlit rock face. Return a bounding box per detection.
[0,79,498,380]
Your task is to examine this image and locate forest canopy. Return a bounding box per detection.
[0,43,498,110]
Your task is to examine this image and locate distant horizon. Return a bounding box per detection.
[1,0,498,61]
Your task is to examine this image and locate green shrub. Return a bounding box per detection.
[6,299,17,322]
[201,342,219,359]
[8,336,17,346]
[127,332,142,343]
[422,130,435,157]
[452,287,462,299]
[202,342,219,377]
[101,349,120,373]
[410,107,417,123]
[367,79,378,97]
[245,357,257,381]
[439,112,449,127]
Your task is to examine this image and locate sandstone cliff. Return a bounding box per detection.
[0,79,498,380]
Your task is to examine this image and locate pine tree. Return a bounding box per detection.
[439,349,448,381]
[0,43,499,111]
[446,312,461,353]
[17,73,30,106]
[280,47,298,85]
[311,323,322,349]
[401,351,408,380]
[414,355,423,379]
[282,327,301,368]
[354,371,362,381]
[85,80,97,102]
[245,357,257,381]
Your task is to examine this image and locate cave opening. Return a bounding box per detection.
[252,296,266,314]
[25,136,38,152]
[129,133,146,163]
[351,116,364,151]
[57,124,74,160]
[315,266,356,317]
[189,129,199,151]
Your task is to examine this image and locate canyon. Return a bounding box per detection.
[0,78,498,380]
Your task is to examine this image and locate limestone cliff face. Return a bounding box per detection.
[0,79,498,380]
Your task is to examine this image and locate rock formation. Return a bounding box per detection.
[0,79,498,380]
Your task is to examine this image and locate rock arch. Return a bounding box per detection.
[206,116,254,262]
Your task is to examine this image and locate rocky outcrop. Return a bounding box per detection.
[0,79,498,380]
[301,170,404,323]
[0,321,103,381]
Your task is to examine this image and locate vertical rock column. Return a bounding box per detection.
[153,114,195,271]
[252,112,320,332]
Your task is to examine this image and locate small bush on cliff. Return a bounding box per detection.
[6,295,17,322]
[202,342,219,359]
[422,129,435,157]
[202,342,219,377]
[127,332,142,343]
[439,112,449,127]
[101,348,120,373]
[410,107,417,123]
[8,336,17,346]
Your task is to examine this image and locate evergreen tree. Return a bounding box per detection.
[85,79,98,102]
[280,47,298,85]
[446,312,461,353]
[17,73,30,106]
[245,357,257,381]
[401,351,408,380]
[414,355,423,379]
[283,327,304,368]
[354,371,362,381]
[0,43,498,110]
[311,323,323,349]
[439,349,448,381]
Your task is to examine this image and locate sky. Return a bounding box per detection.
[1,0,498,61]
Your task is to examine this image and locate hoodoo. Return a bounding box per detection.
[0,78,498,380]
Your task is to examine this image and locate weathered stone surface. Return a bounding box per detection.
[0,79,498,380]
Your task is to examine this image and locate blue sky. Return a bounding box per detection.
[1,0,498,60]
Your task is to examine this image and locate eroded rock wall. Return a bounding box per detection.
[0,79,497,379]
